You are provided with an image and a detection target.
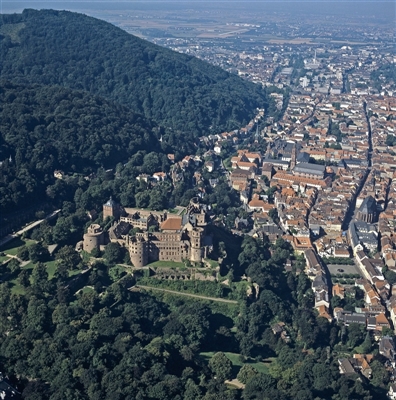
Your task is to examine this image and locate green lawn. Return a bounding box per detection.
[9,260,55,294]
[0,255,11,263]
[80,286,94,294]
[80,250,92,262]
[8,261,33,295]
[0,238,36,256]
[8,259,82,294]
[0,237,26,252]
[204,258,219,269]
[45,260,57,279]
[45,260,81,280]
[70,269,82,277]
[10,279,26,295]
[109,265,127,282]
[22,262,34,270]
[148,260,186,268]
[200,352,273,375]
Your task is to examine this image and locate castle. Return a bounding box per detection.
[84,197,213,267]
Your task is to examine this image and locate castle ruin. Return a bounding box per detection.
[98,197,212,267]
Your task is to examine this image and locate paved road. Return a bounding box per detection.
[2,254,31,268]
[133,285,238,304]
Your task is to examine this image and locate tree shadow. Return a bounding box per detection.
[0,237,25,252]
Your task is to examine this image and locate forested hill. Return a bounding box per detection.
[0,81,157,213]
[0,9,268,140]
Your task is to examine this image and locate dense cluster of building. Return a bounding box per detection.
[83,197,213,267]
[150,33,394,98]
[304,248,331,321]
[200,86,396,358]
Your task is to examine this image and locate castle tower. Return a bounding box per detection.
[195,210,207,227]
[83,224,104,253]
[129,235,148,268]
[187,197,201,214]
[103,196,120,220]
[186,197,207,228]
[190,228,203,263]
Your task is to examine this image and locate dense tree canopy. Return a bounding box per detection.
[0,198,386,400]
[0,82,156,212]
[0,9,269,143]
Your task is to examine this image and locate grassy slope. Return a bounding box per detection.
[0,238,82,294]
[200,351,275,376]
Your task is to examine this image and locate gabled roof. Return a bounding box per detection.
[376,313,389,325]
[293,162,325,174]
[338,358,356,375]
[359,195,377,214]
[160,217,182,231]
[333,283,345,297]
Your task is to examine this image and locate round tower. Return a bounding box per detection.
[129,236,148,268]
[190,228,203,263]
[83,224,104,253]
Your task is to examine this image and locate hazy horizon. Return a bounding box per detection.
[1,1,395,23]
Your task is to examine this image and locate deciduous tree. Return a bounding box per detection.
[208,352,232,382]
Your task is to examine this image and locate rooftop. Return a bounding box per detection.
[293,162,326,174]
[104,196,117,207]
[160,217,182,231]
[359,195,377,214]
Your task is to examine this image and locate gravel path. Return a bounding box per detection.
[134,285,238,304]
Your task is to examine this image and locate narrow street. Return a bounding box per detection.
[341,101,373,232]
[339,100,375,285]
